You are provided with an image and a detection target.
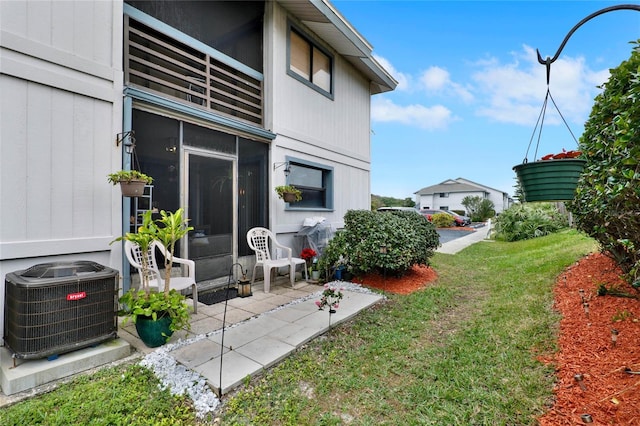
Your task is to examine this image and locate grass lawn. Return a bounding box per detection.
[0,230,596,425]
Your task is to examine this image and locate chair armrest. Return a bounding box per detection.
[152,241,196,281]
[171,256,196,281]
[273,240,293,259]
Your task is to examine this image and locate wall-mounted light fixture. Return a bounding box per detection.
[165,137,177,154]
[116,131,136,154]
[273,161,291,176]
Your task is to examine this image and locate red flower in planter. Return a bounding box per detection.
[540,149,582,161]
[300,248,317,261]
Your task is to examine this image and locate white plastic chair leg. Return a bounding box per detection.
[263,265,271,293]
[191,284,198,314]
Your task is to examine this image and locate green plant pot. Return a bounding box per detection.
[135,314,173,348]
[513,159,586,202]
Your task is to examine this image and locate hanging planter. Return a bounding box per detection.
[107,170,153,198]
[513,86,584,202]
[275,185,302,203]
[514,153,586,202]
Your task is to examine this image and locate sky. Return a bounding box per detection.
[332,0,640,200]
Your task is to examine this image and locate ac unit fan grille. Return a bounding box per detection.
[4,269,118,360]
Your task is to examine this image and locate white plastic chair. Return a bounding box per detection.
[246,227,307,292]
[124,240,198,314]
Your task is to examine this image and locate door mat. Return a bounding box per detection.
[194,287,238,305]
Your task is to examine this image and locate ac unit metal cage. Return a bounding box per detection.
[4,261,119,360]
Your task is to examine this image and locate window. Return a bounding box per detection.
[287,160,333,209]
[439,206,449,211]
[439,192,449,198]
[288,25,333,97]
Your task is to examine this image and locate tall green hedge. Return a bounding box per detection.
[568,40,640,281]
[319,210,440,277]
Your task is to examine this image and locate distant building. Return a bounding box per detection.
[415,178,513,214]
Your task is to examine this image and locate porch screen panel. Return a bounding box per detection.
[125,0,264,72]
[183,122,236,154]
[238,138,268,256]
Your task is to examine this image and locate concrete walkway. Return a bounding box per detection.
[436,224,492,255]
[118,279,383,395]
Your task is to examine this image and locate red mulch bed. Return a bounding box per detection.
[539,252,640,425]
[354,264,438,294]
[355,253,640,424]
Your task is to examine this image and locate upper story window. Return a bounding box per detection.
[439,192,449,198]
[287,160,333,210]
[288,24,333,98]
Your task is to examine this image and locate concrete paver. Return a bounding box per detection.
[114,276,384,395]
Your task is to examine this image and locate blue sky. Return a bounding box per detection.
[332,0,640,199]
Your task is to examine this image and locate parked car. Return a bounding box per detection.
[445,210,471,226]
[377,207,421,213]
[420,209,470,226]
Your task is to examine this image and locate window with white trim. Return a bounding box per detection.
[287,160,333,209]
[288,25,333,97]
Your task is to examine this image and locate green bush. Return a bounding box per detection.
[568,40,640,281]
[462,196,496,221]
[493,203,568,242]
[318,210,439,277]
[431,212,454,228]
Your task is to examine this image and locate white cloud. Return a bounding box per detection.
[370,44,611,131]
[419,66,474,103]
[420,66,449,91]
[373,54,411,91]
[371,97,456,130]
[471,45,607,126]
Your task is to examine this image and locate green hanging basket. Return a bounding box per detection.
[513,158,586,202]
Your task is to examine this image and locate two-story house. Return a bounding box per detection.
[415,178,513,214]
[0,0,395,351]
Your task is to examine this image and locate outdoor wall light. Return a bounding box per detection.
[574,374,587,391]
[581,413,593,423]
[611,328,619,346]
[116,131,136,154]
[273,161,291,176]
[237,271,252,298]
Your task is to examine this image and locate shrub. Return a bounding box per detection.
[431,212,454,228]
[568,40,640,281]
[462,196,496,221]
[318,210,439,277]
[493,203,568,242]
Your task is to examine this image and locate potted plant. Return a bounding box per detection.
[108,170,153,197]
[513,150,586,202]
[114,208,193,347]
[310,260,321,281]
[275,185,302,203]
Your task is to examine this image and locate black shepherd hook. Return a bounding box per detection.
[218,262,247,398]
[523,4,640,162]
[536,4,640,85]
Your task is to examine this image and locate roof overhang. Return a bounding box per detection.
[278,0,397,94]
